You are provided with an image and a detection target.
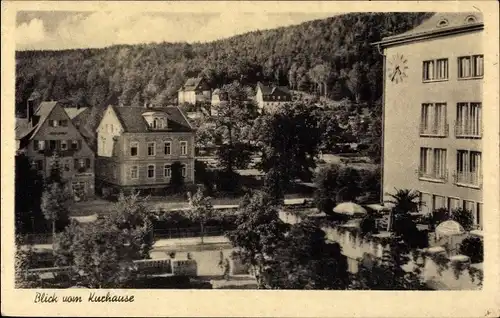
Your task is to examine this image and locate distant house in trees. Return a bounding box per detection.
[177,77,211,105]
[210,88,229,116]
[255,82,292,113]
[95,104,195,193]
[15,99,95,200]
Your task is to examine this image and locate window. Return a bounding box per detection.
[447,197,461,213]
[432,195,447,211]
[420,103,447,136]
[147,142,156,156]
[164,164,171,178]
[35,160,43,171]
[71,140,79,150]
[423,59,448,81]
[49,120,58,127]
[465,15,477,24]
[153,118,158,129]
[181,165,187,178]
[130,166,138,179]
[164,141,171,155]
[85,158,91,169]
[476,203,482,228]
[61,140,68,150]
[419,192,432,214]
[458,55,483,78]
[433,149,447,179]
[64,162,70,172]
[59,120,68,127]
[419,147,432,177]
[455,150,482,187]
[33,140,42,151]
[456,102,482,137]
[130,142,138,157]
[49,140,56,150]
[147,165,155,178]
[180,141,187,155]
[419,147,447,181]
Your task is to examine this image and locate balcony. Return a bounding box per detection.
[453,171,482,188]
[418,170,448,183]
[419,123,448,137]
[454,122,482,139]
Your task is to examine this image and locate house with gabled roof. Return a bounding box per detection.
[15,100,95,200]
[95,104,196,192]
[255,82,292,113]
[178,77,211,105]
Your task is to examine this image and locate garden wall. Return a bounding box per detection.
[278,211,483,290]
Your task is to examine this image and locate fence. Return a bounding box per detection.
[153,226,225,240]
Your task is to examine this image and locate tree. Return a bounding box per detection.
[384,188,422,232]
[254,102,321,199]
[54,193,155,288]
[314,164,362,214]
[269,221,350,289]
[351,237,426,290]
[450,207,475,231]
[47,152,63,185]
[186,186,215,244]
[15,237,38,288]
[41,182,71,242]
[169,161,185,193]
[459,237,483,263]
[15,154,45,234]
[226,192,289,288]
[213,81,255,172]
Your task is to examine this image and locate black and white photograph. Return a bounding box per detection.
[2,1,499,317]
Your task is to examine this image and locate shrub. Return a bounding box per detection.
[359,215,379,236]
[428,207,450,230]
[459,237,483,263]
[450,208,474,231]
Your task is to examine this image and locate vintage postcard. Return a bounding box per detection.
[1,1,499,317]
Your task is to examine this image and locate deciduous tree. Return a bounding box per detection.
[186,186,215,244]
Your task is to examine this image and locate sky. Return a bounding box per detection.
[16,11,337,51]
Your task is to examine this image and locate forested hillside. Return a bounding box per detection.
[15,12,431,132]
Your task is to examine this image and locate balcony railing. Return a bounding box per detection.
[453,171,482,188]
[454,121,482,138]
[418,169,448,182]
[419,123,448,137]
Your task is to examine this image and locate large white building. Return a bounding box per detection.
[374,13,484,229]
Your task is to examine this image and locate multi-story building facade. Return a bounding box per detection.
[255,82,292,113]
[177,77,211,105]
[95,105,195,191]
[374,13,483,229]
[15,101,95,200]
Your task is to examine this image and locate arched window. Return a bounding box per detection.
[437,19,448,28]
[160,118,165,129]
[465,15,477,24]
[153,118,158,129]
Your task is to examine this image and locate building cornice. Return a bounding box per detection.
[372,23,483,48]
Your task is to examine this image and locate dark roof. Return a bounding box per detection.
[374,12,483,46]
[111,106,193,133]
[257,82,291,96]
[15,118,33,139]
[19,101,59,139]
[179,77,208,92]
[64,107,89,120]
